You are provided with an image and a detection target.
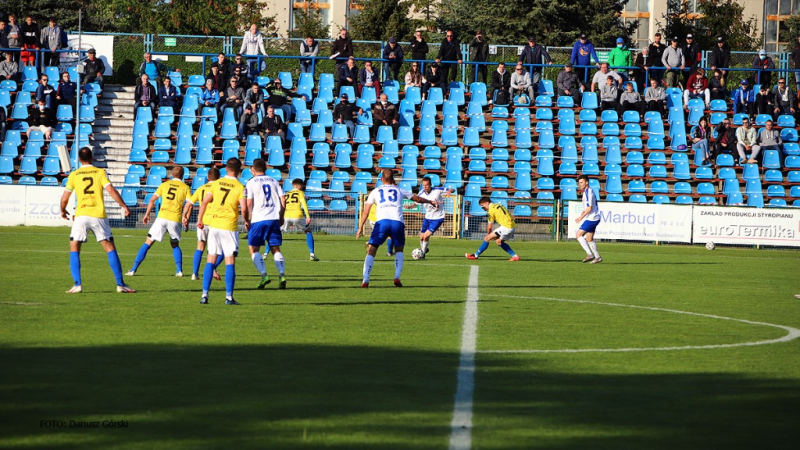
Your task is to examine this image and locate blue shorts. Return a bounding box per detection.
[248,220,283,247]
[369,220,406,248]
[420,218,444,234]
[579,219,600,233]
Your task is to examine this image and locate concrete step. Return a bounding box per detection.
[92,118,135,127]
[97,104,135,113]
[102,91,135,100]
[104,85,135,93]
[96,111,135,120]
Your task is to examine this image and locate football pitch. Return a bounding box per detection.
[1,226,799,449]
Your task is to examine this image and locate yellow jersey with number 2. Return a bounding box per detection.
[65,165,112,219]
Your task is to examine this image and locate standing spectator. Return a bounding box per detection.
[56,71,78,114]
[518,36,551,97]
[158,77,178,109]
[27,99,55,139]
[299,36,319,74]
[82,49,106,88]
[40,17,63,67]
[735,117,759,164]
[331,29,353,75]
[422,63,444,100]
[372,93,399,139]
[5,15,20,64]
[239,23,269,81]
[404,62,425,90]
[200,78,220,117]
[133,74,157,117]
[237,104,260,141]
[436,30,463,89]
[620,82,645,119]
[753,49,776,88]
[645,78,666,115]
[683,33,701,83]
[383,37,404,81]
[590,62,621,93]
[599,75,620,114]
[708,36,731,78]
[206,63,225,91]
[0,104,6,142]
[231,54,248,79]
[337,56,358,97]
[754,84,774,116]
[243,82,265,118]
[790,36,800,91]
[359,60,381,98]
[691,116,712,166]
[732,80,756,116]
[756,120,783,163]
[0,51,19,81]
[35,74,55,108]
[713,118,736,161]
[683,67,710,109]
[661,37,684,88]
[0,19,9,51]
[138,52,178,86]
[633,47,652,92]
[648,32,667,84]
[332,93,360,137]
[510,63,534,101]
[608,37,632,83]
[221,77,244,120]
[410,30,429,71]
[217,53,231,82]
[261,105,285,146]
[19,15,40,67]
[709,69,727,101]
[570,33,600,85]
[266,78,306,123]
[556,63,583,105]
[773,78,796,120]
[469,30,489,85]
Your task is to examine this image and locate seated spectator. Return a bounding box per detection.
[262,105,285,146]
[404,62,425,90]
[735,117,759,164]
[757,120,783,163]
[231,54,248,80]
[337,57,358,97]
[772,78,796,120]
[134,74,157,117]
[27,99,56,140]
[220,76,244,121]
[645,78,666,115]
[556,62,582,106]
[0,51,19,81]
[0,105,6,142]
[200,78,220,117]
[299,36,319,74]
[82,48,106,88]
[491,62,511,103]
[755,84,774,116]
[35,75,56,109]
[713,118,736,161]
[158,77,178,109]
[683,67,710,109]
[266,77,306,123]
[732,80,755,116]
[620,82,645,119]
[590,62,622,93]
[692,116,712,166]
[709,69,726,101]
[359,60,381,98]
[599,75,620,114]
[332,93,361,137]
[56,71,79,114]
[243,82,265,118]
[510,64,534,101]
[206,63,225,91]
[237,104,260,141]
[372,93,399,139]
[422,63,444,100]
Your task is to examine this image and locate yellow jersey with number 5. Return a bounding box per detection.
[284,189,309,219]
[65,165,112,219]
[154,179,190,223]
[488,203,515,229]
[206,177,244,231]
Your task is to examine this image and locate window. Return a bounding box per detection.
[621,0,650,50]
[765,0,800,52]
[290,1,331,34]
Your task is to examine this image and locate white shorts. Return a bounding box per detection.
[207,228,239,257]
[147,218,182,242]
[70,216,113,242]
[281,218,311,233]
[197,226,210,242]
[493,226,516,240]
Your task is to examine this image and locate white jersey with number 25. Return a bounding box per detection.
[246,175,285,223]
[366,184,413,223]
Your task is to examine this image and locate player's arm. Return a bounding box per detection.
[197,191,213,229]
[279,194,287,226]
[410,194,438,208]
[60,189,72,220]
[240,196,249,231]
[245,198,254,223]
[105,184,131,218]
[300,195,310,225]
[575,205,592,223]
[356,202,372,238]
[181,200,194,228]
[142,194,160,225]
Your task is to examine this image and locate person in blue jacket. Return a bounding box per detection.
[571,33,600,85]
[732,79,756,116]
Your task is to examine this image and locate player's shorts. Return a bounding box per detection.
[248,220,283,247]
[281,218,311,233]
[207,228,239,257]
[70,216,113,242]
[369,219,405,248]
[197,226,210,242]
[147,217,182,242]
[420,218,444,234]
[493,226,516,241]
[579,219,601,233]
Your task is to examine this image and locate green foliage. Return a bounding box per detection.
[409,0,438,31]
[4,0,112,31]
[657,0,759,52]
[288,2,330,40]
[350,0,415,42]
[783,14,800,50]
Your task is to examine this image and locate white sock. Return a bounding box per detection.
[588,241,600,258]
[251,252,267,276]
[394,252,404,279]
[420,240,428,252]
[577,235,592,255]
[363,254,374,283]
[273,252,285,277]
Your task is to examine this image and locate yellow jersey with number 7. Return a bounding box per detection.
[65,165,112,219]
[206,177,245,231]
[488,203,516,229]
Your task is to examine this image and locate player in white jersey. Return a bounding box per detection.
[356,169,438,287]
[575,175,602,263]
[416,176,454,259]
[245,159,288,289]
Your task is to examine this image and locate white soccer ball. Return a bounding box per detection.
[705,242,716,251]
[411,248,425,260]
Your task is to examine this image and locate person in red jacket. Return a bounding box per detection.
[683,67,710,109]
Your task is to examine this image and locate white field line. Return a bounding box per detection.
[449,265,479,450]
[479,294,800,354]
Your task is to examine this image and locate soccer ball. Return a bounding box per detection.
[705,242,716,251]
[411,248,425,260]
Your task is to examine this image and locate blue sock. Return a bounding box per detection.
[172,246,183,273]
[306,232,315,254]
[500,242,516,256]
[475,241,489,256]
[202,262,214,293]
[131,243,151,272]
[214,255,224,269]
[107,250,124,285]
[193,249,203,275]
[70,251,82,285]
[387,238,394,254]
[225,264,236,298]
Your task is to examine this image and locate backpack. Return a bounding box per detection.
[495,89,510,105]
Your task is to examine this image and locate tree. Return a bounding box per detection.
[289,1,330,39]
[785,14,800,50]
[656,0,759,52]
[349,0,415,42]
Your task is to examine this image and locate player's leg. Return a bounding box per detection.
[248,221,271,288]
[419,220,430,257]
[466,231,493,259]
[223,250,238,304]
[170,239,183,276]
[67,240,83,293]
[386,237,394,256]
[306,227,318,261]
[192,231,206,279]
[201,230,221,303]
[576,229,593,262]
[391,222,406,287]
[496,229,519,261]
[363,221,386,287]
[268,221,287,289]
[128,237,155,275]
[585,230,601,263]
[93,219,134,292]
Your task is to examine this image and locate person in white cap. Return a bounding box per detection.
[683,33,701,83]
[753,49,776,89]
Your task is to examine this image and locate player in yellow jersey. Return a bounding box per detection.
[126,166,191,277]
[465,196,520,261]
[197,158,248,305]
[59,147,136,293]
[281,178,319,261]
[182,167,224,280]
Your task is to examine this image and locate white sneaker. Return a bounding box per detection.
[263,252,269,260]
[66,285,83,294]
[125,270,135,276]
[191,274,198,280]
[590,257,603,264]
[175,272,183,278]
[117,284,136,293]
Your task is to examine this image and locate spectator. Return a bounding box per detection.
[239,23,269,81]
[133,74,157,117]
[570,33,600,84]
[332,93,361,137]
[608,37,632,82]
[469,30,489,85]
[620,82,645,119]
[735,117,759,164]
[633,47,652,92]
[491,62,511,103]
[5,15,20,64]
[266,77,306,123]
[648,32,667,84]
[0,104,6,142]
[56,71,79,114]
[709,69,727,101]
[40,17,64,67]
[713,118,736,161]
[773,77,796,120]
[262,105,285,146]
[684,67,711,109]
[138,52,178,86]
[661,37,684,88]
[510,63,534,101]
[337,56,358,96]
[0,51,19,81]
[243,82,265,118]
[231,54,248,80]
[753,49,776,89]
[790,36,800,91]
[410,30,429,71]
[556,62,583,106]
[404,62,425,90]
[158,77,178,109]
[0,19,9,51]
[518,35,551,96]
[383,37,404,81]
[683,33,701,83]
[27,99,55,139]
[757,120,783,163]
[216,52,231,85]
[590,62,621,93]
[372,93,399,139]
[708,36,731,77]
[733,80,756,116]
[200,78,220,116]
[755,84,773,116]
[436,30,463,90]
[692,116,712,166]
[422,63,444,100]
[230,66,250,91]
[35,74,55,109]
[359,60,381,98]
[237,104,260,141]
[645,77,666,115]
[82,49,106,88]
[599,76,620,114]
[331,29,353,75]
[299,36,319,74]
[19,15,39,67]
[206,63,225,91]
[221,77,244,120]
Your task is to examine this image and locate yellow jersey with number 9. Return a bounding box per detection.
[65,165,112,219]
[154,179,190,223]
[284,189,309,219]
[206,177,244,231]
[488,203,516,229]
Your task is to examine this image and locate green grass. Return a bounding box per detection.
[1,226,799,449]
